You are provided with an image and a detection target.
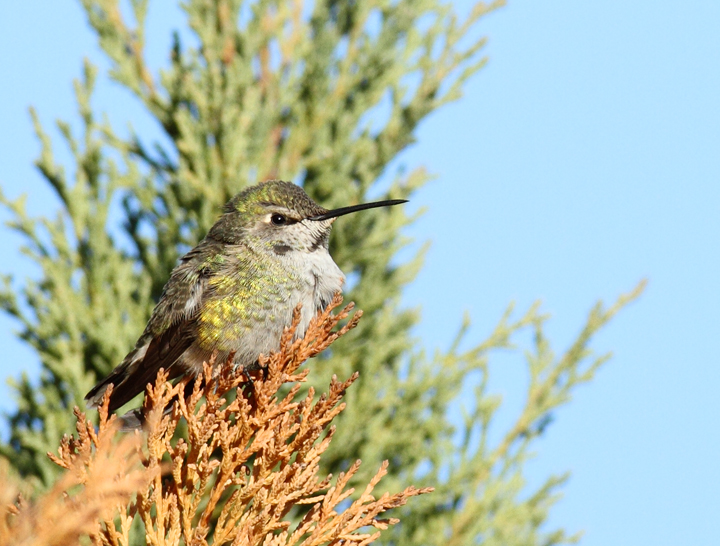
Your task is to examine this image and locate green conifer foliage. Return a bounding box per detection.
[0,1,643,544]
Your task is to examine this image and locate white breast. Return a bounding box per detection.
[291,248,345,337]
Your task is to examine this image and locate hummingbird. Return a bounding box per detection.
[85,180,405,423]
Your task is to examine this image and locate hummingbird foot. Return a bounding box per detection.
[241,366,255,387]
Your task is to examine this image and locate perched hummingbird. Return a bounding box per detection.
[85,180,405,422]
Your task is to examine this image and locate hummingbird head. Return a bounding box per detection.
[208,180,406,254]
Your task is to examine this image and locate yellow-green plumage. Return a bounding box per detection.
[198,253,303,348]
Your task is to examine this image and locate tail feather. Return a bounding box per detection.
[85,361,152,413]
[85,321,197,413]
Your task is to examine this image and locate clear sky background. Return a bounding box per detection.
[1,1,718,545]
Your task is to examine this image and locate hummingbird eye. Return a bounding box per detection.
[270,213,287,226]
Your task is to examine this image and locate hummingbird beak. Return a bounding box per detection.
[307,199,407,221]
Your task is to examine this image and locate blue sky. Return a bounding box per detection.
[1,1,718,545]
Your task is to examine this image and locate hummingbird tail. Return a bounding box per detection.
[84,362,144,413]
[85,324,196,412]
[85,357,170,413]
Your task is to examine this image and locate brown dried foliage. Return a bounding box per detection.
[0,401,150,546]
[3,295,431,546]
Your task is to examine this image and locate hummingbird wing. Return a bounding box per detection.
[85,239,221,413]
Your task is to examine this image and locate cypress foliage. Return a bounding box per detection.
[0,1,643,545]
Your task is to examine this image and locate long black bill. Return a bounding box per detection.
[308,199,407,221]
